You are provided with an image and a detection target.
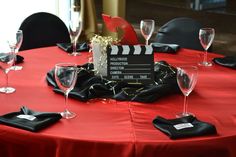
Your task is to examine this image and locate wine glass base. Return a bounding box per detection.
[176,112,194,118]
[69,52,81,56]
[0,87,16,94]
[11,65,23,71]
[198,62,212,67]
[61,110,76,119]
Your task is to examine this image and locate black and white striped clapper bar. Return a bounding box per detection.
[107,45,154,84]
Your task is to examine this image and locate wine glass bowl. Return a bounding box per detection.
[140,19,155,45]
[199,28,215,66]
[176,65,198,118]
[0,42,16,93]
[54,63,78,119]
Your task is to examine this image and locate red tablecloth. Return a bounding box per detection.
[0,46,236,157]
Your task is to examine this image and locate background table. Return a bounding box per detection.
[0,46,236,157]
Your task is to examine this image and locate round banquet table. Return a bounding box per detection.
[0,46,236,157]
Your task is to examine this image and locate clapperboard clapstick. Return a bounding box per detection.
[107,45,154,84]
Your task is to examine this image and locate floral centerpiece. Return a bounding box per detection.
[90,35,119,76]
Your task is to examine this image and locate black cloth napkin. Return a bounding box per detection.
[16,55,24,64]
[213,56,236,69]
[0,53,23,64]
[151,42,180,53]
[0,106,62,132]
[46,61,180,103]
[57,42,90,53]
[153,115,217,139]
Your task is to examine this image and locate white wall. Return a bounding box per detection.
[0,0,70,39]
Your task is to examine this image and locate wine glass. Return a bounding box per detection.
[199,28,215,66]
[69,3,82,56]
[140,19,155,45]
[176,66,198,118]
[0,42,16,93]
[8,30,23,70]
[54,63,78,119]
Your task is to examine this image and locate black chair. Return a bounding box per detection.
[19,12,70,51]
[155,17,206,51]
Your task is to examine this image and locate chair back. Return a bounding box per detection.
[19,12,70,51]
[102,14,139,45]
[155,17,205,51]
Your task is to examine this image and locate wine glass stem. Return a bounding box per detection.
[72,40,76,53]
[64,91,69,111]
[10,48,17,66]
[6,73,9,88]
[203,50,208,63]
[146,39,149,45]
[4,70,9,88]
[183,95,188,115]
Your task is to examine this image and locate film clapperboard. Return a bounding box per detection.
[107,45,154,84]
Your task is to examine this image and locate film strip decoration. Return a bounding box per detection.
[107,45,154,84]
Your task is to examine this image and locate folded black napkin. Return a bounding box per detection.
[57,42,90,53]
[151,43,180,53]
[46,61,180,103]
[153,115,217,139]
[213,56,236,69]
[16,55,24,64]
[0,106,62,132]
[0,53,24,64]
